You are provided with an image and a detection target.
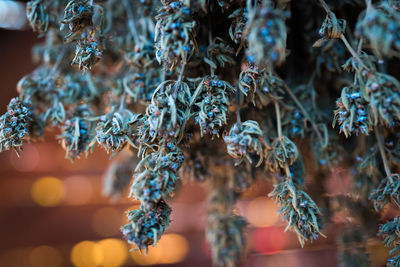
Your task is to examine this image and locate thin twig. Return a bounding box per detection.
[375,126,392,178]
[274,100,282,138]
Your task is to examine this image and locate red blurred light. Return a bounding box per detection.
[251,226,287,255]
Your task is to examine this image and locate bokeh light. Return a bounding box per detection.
[246,197,279,227]
[130,233,189,265]
[10,144,39,172]
[31,176,64,207]
[251,227,287,255]
[92,207,122,237]
[63,175,93,205]
[70,241,103,267]
[29,245,63,267]
[97,239,128,267]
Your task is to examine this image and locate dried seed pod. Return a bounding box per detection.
[0,98,33,152]
[266,136,298,171]
[333,85,371,137]
[122,201,171,251]
[369,174,400,211]
[224,120,267,167]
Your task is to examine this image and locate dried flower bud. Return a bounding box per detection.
[147,80,191,141]
[59,117,92,160]
[155,0,197,70]
[224,120,267,166]
[228,8,248,46]
[356,1,400,58]
[96,110,142,154]
[247,4,288,66]
[27,0,50,34]
[266,136,298,171]
[333,85,370,137]
[0,98,33,152]
[206,213,247,267]
[122,201,171,251]
[369,174,400,211]
[313,10,346,47]
[269,179,323,247]
[378,217,400,267]
[62,0,94,43]
[192,76,234,137]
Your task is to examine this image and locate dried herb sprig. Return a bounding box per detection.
[269,177,324,247]
[378,217,400,267]
[122,200,172,252]
[0,98,34,154]
[224,120,268,167]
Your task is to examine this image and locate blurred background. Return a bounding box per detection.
[0,1,393,266]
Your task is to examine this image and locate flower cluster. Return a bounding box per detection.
[224,120,267,166]
[366,72,400,127]
[147,80,191,141]
[122,201,172,252]
[247,3,287,66]
[206,213,247,267]
[61,0,95,43]
[269,178,323,247]
[130,143,184,210]
[96,110,142,154]
[72,37,103,71]
[204,38,235,70]
[59,117,92,160]
[192,76,234,137]
[155,0,197,70]
[369,174,400,211]
[26,0,50,34]
[228,8,248,47]
[356,1,400,58]
[266,136,299,172]
[0,98,33,153]
[333,85,370,137]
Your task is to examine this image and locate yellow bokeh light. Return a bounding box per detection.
[97,239,128,267]
[31,176,64,207]
[92,207,122,237]
[246,197,279,227]
[130,233,189,266]
[29,245,62,267]
[71,241,103,267]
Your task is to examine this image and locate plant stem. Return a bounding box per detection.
[375,126,392,178]
[123,0,140,45]
[274,101,282,138]
[283,84,325,145]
